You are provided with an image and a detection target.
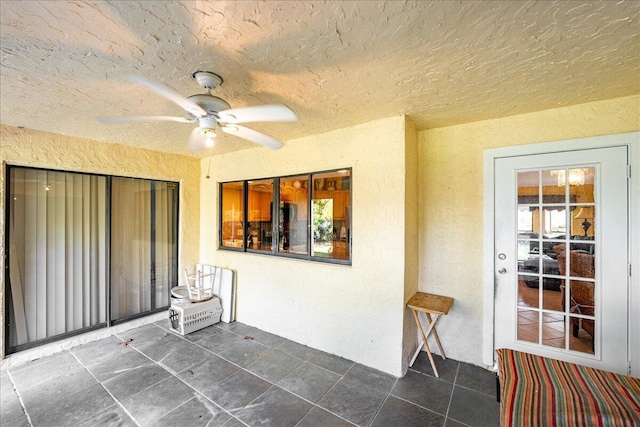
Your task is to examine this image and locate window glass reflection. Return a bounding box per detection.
[312,170,350,260]
[221,181,244,249]
[279,176,309,255]
[247,179,273,252]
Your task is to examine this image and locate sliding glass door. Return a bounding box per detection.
[6,169,108,350]
[111,178,177,323]
[5,167,178,353]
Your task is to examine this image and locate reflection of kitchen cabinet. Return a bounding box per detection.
[314,190,332,200]
[249,190,272,221]
[262,193,273,219]
[222,187,243,221]
[333,190,350,220]
[333,241,348,259]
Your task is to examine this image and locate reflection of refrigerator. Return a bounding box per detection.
[344,206,351,241]
[272,202,298,249]
[283,203,297,249]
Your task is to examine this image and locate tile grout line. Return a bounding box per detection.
[68,349,143,427]
[389,394,448,418]
[5,369,35,427]
[8,321,498,427]
[130,326,405,427]
[443,360,460,423]
[367,377,398,427]
[97,327,241,425]
[299,360,362,426]
[139,322,347,425]
[269,360,358,426]
[178,329,356,427]
[112,328,243,425]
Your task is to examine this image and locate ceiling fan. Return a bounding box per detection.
[97,71,297,150]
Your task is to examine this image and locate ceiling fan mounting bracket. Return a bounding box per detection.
[192,70,223,90]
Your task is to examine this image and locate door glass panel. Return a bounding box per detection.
[572,205,595,240]
[279,176,309,255]
[221,181,244,249]
[542,313,565,349]
[6,169,108,351]
[569,317,595,355]
[544,170,567,203]
[541,206,566,240]
[111,178,177,322]
[517,309,539,344]
[541,277,563,312]
[247,179,274,252]
[571,167,595,202]
[518,274,539,308]
[516,167,596,356]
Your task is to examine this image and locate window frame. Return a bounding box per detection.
[219,168,351,265]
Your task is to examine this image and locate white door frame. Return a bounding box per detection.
[482,131,640,376]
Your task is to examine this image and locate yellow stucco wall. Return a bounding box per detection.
[0,125,201,357]
[418,94,640,366]
[200,116,410,376]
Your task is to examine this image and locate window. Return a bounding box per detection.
[5,166,178,353]
[219,168,351,264]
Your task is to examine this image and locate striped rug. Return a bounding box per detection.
[496,348,640,426]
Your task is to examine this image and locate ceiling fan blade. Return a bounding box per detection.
[96,115,195,124]
[188,127,213,151]
[221,125,284,150]
[126,75,207,118]
[218,104,297,124]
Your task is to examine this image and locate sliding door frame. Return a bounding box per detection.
[3,165,179,353]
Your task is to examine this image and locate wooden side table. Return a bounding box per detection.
[407,292,454,378]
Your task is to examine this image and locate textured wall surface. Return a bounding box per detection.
[200,116,409,376]
[1,1,638,155]
[417,94,640,367]
[0,125,201,361]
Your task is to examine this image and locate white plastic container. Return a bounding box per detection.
[169,297,222,335]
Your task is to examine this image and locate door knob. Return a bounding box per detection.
[498,268,507,274]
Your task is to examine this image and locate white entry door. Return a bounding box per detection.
[494,146,629,374]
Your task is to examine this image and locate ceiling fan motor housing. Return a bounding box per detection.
[187,94,232,117]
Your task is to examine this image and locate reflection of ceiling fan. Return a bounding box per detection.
[97,71,297,150]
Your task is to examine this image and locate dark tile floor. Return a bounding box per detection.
[0,320,500,427]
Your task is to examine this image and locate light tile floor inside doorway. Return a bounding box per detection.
[1,320,499,427]
[517,280,594,353]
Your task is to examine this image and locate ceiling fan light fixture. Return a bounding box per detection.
[198,116,218,130]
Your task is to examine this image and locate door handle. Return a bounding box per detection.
[497,268,507,275]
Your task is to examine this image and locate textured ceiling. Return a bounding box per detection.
[1,1,639,156]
